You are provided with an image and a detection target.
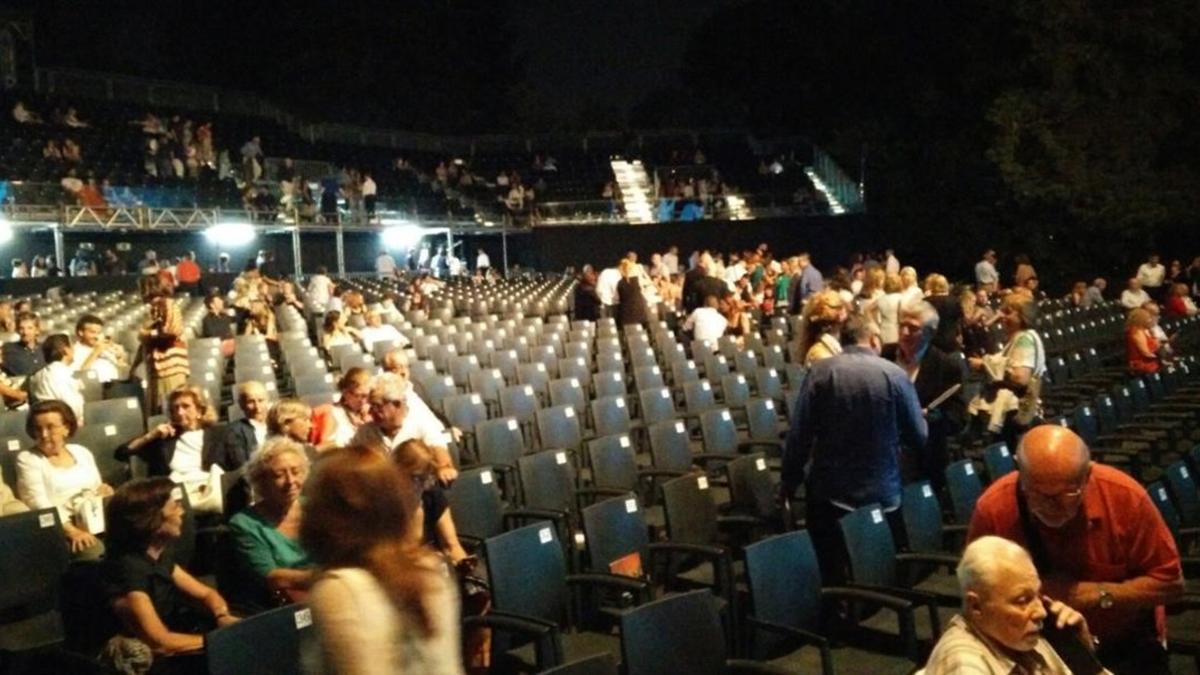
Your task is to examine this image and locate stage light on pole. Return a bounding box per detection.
[204,222,257,246]
[0,214,12,246]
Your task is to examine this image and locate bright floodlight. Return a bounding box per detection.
[0,221,12,246]
[204,222,256,246]
[381,225,425,250]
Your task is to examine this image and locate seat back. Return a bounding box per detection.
[204,604,315,675]
[745,530,823,633]
[944,459,983,524]
[661,473,718,546]
[648,419,692,473]
[485,522,567,625]
[0,509,70,650]
[535,405,583,452]
[744,399,780,444]
[446,467,505,543]
[548,378,587,418]
[444,393,488,434]
[518,449,576,514]
[683,379,717,416]
[838,504,899,588]
[720,373,750,410]
[1147,481,1185,546]
[474,417,526,468]
[901,481,945,553]
[982,442,1015,482]
[82,397,144,439]
[581,494,649,573]
[1165,461,1200,527]
[72,423,133,486]
[591,395,632,438]
[593,369,628,400]
[699,408,738,455]
[620,590,726,675]
[540,653,618,675]
[724,454,777,519]
[638,387,676,426]
[500,384,540,424]
[587,434,638,491]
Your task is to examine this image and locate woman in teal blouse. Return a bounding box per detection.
[226,437,314,613]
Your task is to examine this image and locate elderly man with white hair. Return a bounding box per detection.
[356,362,458,484]
[358,309,408,353]
[923,535,1099,674]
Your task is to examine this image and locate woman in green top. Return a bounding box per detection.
[226,437,314,614]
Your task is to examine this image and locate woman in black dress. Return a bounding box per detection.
[616,258,649,327]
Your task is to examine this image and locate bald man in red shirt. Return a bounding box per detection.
[967,425,1183,675]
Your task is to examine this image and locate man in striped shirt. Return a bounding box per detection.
[924,536,1099,674]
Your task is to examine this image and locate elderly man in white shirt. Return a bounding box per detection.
[1120,278,1151,309]
[662,246,680,276]
[30,334,85,424]
[70,315,127,384]
[359,310,409,353]
[683,295,728,349]
[366,359,459,485]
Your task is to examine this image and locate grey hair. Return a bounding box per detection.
[956,536,1033,602]
[245,436,309,500]
[899,298,940,332]
[384,347,410,367]
[371,372,408,402]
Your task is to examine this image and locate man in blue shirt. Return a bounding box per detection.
[783,313,928,583]
[787,252,825,314]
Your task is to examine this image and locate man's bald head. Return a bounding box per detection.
[1016,425,1091,528]
[1016,425,1089,482]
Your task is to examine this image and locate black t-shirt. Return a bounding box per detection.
[422,486,449,550]
[101,545,182,631]
[201,313,235,339]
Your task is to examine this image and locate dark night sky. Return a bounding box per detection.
[14,0,731,131]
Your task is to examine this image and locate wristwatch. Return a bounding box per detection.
[1098,587,1115,609]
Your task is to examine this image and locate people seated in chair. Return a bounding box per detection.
[967,425,1182,674]
[1124,307,1161,375]
[2,311,45,376]
[223,381,271,462]
[72,314,128,384]
[29,333,83,418]
[302,446,462,674]
[200,293,236,340]
[16,400,111,560]
[359,309,407,353]
[320,310,361,352]
[117,386,239,513]
[227,438,314,614]
[312,367,373,449]
[923,536,1096,675]
[101,477,239,664]
[354,372,458,485]
[0,474,28,515]
[1119,278,1150,310]
[267,399,318,460]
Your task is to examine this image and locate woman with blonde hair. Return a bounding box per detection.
[267,398,318,458]
[1125,307,1160,375]
[302,446,463,674]
[967,293,1046,448]
[796,289,848,365]
[872,272,904,352]
[615,258,649,327]
[311,367,373,449]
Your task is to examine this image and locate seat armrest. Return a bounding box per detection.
[745,615,829,650]
[465,611,562,670]
[566,572,651,605]
[846,581,945,637]
[820,586,920,662]
[647,541,734,597]
[503,507,569,531]
[725,659,795,675]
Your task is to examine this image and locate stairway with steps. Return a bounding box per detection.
[610,158,655,224]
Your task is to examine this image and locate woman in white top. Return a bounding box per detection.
[321,310,362,352]
[16,400,111,559]
[302,446,463,675]
[873,273,905,349]
[29,334,85,423]
[314,368,373,450]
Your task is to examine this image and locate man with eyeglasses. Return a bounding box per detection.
[353,373,458,484]
[967,425,1183,674]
